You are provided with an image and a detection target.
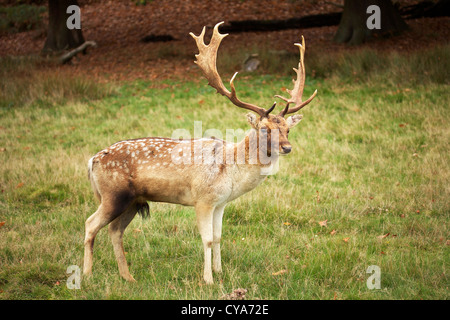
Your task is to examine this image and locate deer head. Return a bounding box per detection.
[190,21,317,156]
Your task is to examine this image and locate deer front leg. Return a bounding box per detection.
[195,203,215,284]
[213,204,226,273]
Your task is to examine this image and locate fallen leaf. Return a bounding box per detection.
[330,229,337,235]
[0,148,5,152]
[0,221,5,228]
[342,237,350,243]
[377,233,390,239]
[272,269,288,276]
[318,219,328,227]
[283,222,291,226]
[16,182,24,189]
[221,288,247,300]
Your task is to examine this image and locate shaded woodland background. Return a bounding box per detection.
[1,0,449,81]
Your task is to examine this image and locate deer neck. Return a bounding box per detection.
[231,129,279,166]
[220,130,278,201]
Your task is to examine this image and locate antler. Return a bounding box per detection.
[190,22,274,118]
[276,36,317,117]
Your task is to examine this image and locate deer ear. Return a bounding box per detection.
[246,113,259,129]
[286,114,303,128]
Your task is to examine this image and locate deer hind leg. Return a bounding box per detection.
[195,203,215,284]
[108,203,139,282]
[212,204,226,273]
[83,194,134,277]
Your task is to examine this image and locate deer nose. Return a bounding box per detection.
[281,145,292,154]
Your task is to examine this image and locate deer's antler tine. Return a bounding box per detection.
[191,22,274,118]
[276,36,317,117]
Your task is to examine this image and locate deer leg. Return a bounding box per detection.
[212,204,226,273]
[108,204,138,282]
[195,203,215,284]
[83,195,133,277]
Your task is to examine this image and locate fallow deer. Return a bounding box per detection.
[84,22,317,284]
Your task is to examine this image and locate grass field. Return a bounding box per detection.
[0,45,449,300]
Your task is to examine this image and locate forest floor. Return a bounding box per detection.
[0,0,449,81]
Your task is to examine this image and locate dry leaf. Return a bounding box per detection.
[16,182,24,189]
[221,288,247,300]
[342,237,350,243]
[330,229,337,235]
[0,221,5,228]
[377,233,390,239]
[318,219,328,227]
[283,222,291,226]
[272,269,288,276]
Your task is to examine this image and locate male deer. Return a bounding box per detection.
[84,22,317,284]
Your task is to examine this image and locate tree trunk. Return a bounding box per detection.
[42,0,85,54]
[334,0,408,45]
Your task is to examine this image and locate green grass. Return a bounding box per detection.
[0,45,449,300]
